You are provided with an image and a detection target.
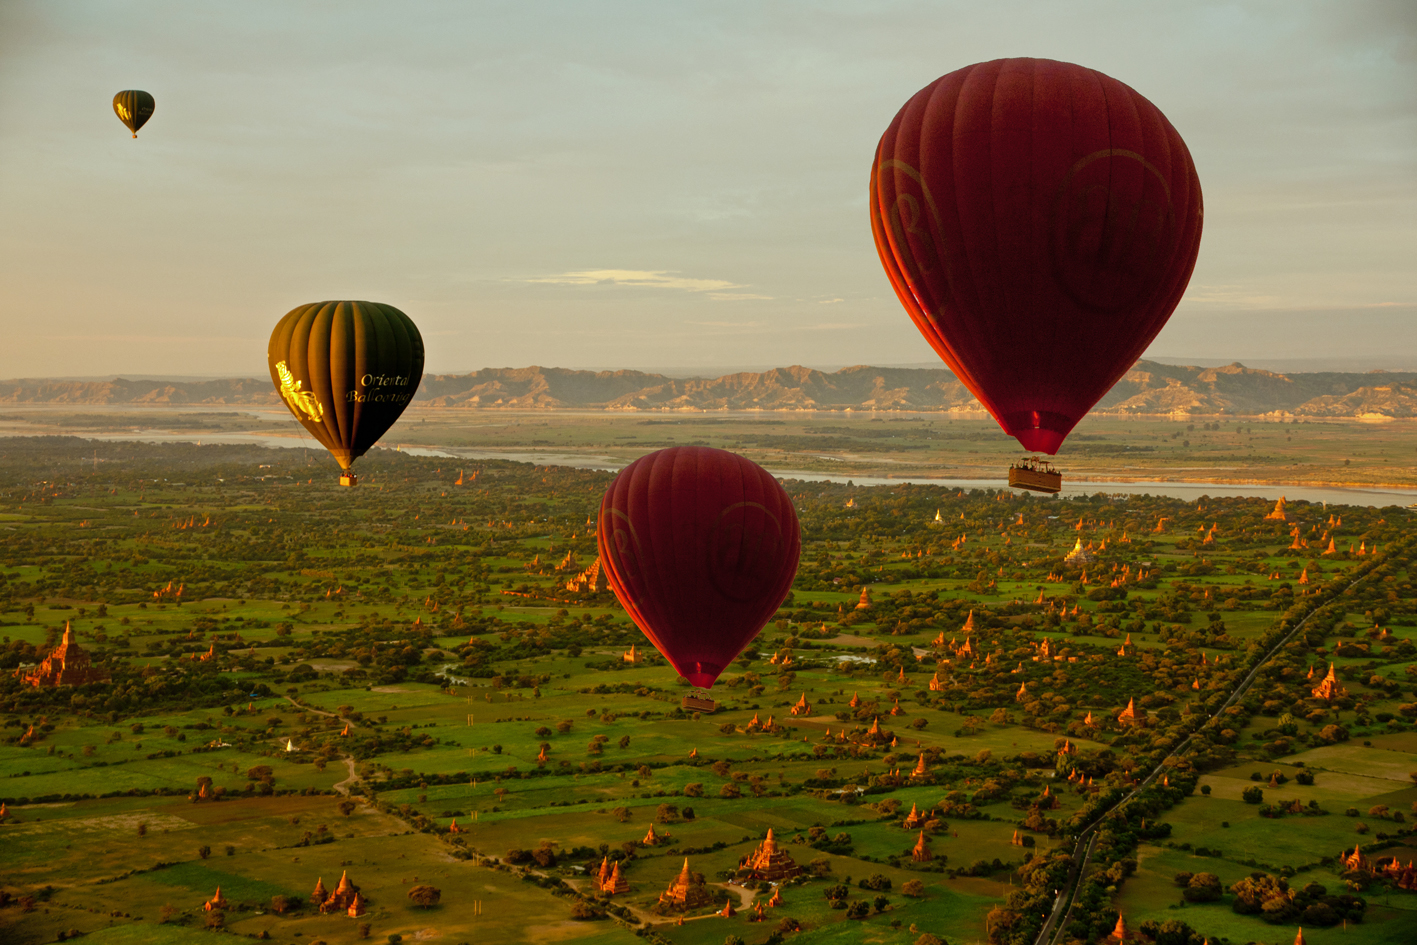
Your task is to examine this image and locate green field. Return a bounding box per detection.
[1,436,1415,945]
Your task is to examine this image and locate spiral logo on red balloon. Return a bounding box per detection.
[1051,149,1178,316]
[707,502,785,603]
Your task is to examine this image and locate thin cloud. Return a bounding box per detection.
[529,269,744,294]
[707,292,773,301]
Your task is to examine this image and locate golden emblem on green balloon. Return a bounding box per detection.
[275,361,323,423]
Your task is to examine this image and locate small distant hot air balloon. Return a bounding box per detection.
[597,446,800,705]
[267,301,424,486]
[112,90,155,138]
[871,58,1203,491]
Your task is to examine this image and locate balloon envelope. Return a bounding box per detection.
[871,58,1203,454]
[113,90,155,137]
[267,301,424,471]
[597,446,800,689]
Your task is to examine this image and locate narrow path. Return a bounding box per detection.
[285,695,361,796]
[333,757,360,796]
[1033,555,1387,945]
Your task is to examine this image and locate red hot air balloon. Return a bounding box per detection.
[871,58,1203,456]
[597,446,800,692]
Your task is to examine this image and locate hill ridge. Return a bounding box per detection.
[2,361,1415,418]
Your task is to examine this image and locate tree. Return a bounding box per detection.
[1138,919,1206,945]
[1241,786,1263,804]
[656,804,679,823]
[136,822,147,837]
[158,904,177,923]
[847,900,871,919]
[569,899,605,920]
[407,885,441,909]
[683,783,703,797]
[720,783,741,799]
[1184,873,1222,903]
[901,879,925,897]
[197,845,212,859]
[873,894,891,913]
[338,799,358,817]
[271,895,291,914]
[915,935,945,945]
[358,922,372,938]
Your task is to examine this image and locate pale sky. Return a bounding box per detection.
[1,0,1413,378]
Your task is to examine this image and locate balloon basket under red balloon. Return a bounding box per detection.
[681,692,717,713]
[1007,458,1061,495]
[339,473,359,488]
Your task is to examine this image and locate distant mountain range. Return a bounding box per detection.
[2,362,1415,419]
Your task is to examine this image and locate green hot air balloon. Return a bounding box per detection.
[267,301,424,486]
[113,90,155,138]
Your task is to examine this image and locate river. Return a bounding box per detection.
[11,428,1417,509]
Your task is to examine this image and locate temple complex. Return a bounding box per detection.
[17,623,109,688]
[319,870,363,914]
[1106,914,1128,943]
[911,831,933,862]
[739,828,800,881]
[1311,663,1348,701]
[643,823,663,846]
[1064,538,1096,566]
[1117,698,1147,726]
[1265,497,1290,521]
[565,557,609,594]
[789,692,812,716]
[659,858,712,908]
[596,857,630,894]
[311,877,327,905]
[203,887,229,912]
[910,752,929,781]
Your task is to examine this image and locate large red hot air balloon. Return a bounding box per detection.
[871,58,1203,457]
[597,446,800,692]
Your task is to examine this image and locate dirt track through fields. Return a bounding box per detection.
[286,695,360,795]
